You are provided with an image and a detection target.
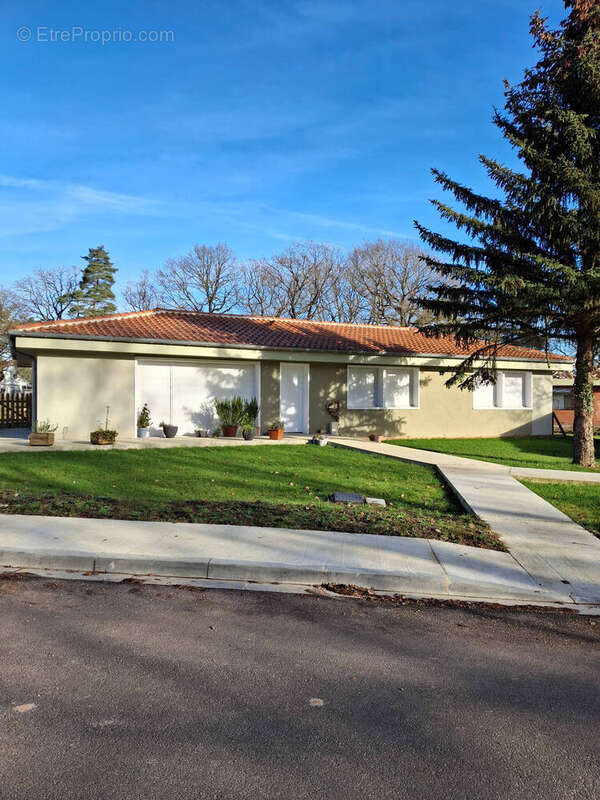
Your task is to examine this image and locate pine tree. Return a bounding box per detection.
[71,246,117,318]
[415,0,600,467]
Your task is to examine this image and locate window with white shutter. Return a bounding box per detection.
[347,367,419,409]
[473,371,532,409]
[347,367,378,409]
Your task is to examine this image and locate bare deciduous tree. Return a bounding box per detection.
[238,240,437,325]
[348,239,441,326]
[13,267,79,321]
[122,270,161,311]
[156,243,237,313]
[0,288,26,362]
[239,259,287,317]
[239,242,344,320]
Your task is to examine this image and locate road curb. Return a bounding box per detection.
[0,546,573,605]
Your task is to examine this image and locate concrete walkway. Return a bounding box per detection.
[332,440,600,605]
[0,513,577,606]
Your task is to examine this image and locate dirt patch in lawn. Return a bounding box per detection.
[0,489,503,550]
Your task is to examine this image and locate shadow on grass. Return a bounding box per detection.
[0,445,463,517]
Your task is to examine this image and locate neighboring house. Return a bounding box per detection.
[552,371,600,432]
[0,364,31,395]
[10,309,571,440]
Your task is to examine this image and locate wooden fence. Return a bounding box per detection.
[0,392,32,428]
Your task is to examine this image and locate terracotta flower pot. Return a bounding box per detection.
[222,425,238,437]
[268,428,284,440]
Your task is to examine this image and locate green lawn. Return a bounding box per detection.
[520,480,600,538]
[0,445,500,549]
[385,436,600,472]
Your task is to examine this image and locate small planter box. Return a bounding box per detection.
[29,432,54,447]
[137,427,150,439]
[222,425,238,438]
[268,428,284,440]
[90,431,118,445]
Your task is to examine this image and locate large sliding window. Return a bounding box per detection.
[473,371,533,410]
[347,366,419,410]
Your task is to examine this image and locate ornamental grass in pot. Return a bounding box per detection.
[214,396,246,437]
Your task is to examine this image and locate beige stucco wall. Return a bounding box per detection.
[308,364,553,438]
[29,346,554,440]
[35,353,135,440]
[260,360,280,433]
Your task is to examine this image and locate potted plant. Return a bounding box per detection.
[241,424,255,441]
[137,403,151,438]
[268,419,284,440]
[369,433,383,443]
[90,406,118,445]
[214,396,245,437]
[160,420,178,439]
[29,419,58,446]
[310,433,328,446]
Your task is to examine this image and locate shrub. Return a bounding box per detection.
[242,397,259,426]
[32,419,58,433]
[137,403,151,428]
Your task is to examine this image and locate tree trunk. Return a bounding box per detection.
[572,334,596,468]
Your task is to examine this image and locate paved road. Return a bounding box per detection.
[1,576,599,800]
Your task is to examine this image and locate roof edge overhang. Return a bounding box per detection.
[10,330,573,370]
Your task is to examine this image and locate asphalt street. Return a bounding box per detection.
[0,575,599,800]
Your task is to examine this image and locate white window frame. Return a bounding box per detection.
[347,366,419,410]
[473,371,532,410]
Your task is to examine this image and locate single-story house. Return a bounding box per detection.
[553,371,600,432]
[10,309,571,440]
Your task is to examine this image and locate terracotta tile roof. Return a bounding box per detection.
[12,309,571,361]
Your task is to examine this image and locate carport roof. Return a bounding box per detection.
[12,308,572,362]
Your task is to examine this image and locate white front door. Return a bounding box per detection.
[279,363,309,433]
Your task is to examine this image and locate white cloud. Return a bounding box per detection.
[0,175,164,237]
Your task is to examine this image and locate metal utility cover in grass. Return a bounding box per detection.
[332,492,364,504]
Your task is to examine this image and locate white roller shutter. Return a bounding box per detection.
[136,360,259,436]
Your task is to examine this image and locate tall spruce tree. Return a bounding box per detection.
[71,246,117,318]
[415,0,600,468]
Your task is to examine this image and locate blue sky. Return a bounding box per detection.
[1,0,565,292]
